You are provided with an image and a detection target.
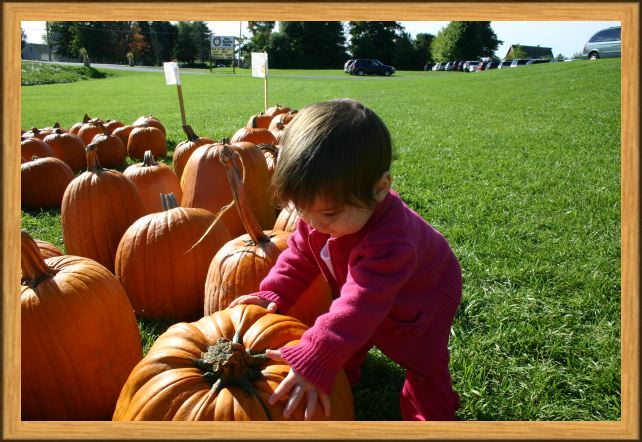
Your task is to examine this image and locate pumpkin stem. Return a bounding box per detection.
[85,143,104,171]
[193,337,272,420]
[258,143,278,159]
[182,125,199,142]
[53,122,60,129]
[161,192,179,211]
[219,145,270,245]
[21,231,57,288]
[185,201,234,255]
[251,116,258,129]
[142,150,156,167]
[82,113,91,123]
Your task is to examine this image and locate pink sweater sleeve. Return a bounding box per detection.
[256,221,321,313]
[280,242,416,394]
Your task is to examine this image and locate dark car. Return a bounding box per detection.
[344,59,355,73]
[483,60,499,70]
[510,59,529,67]
[497,60,513,69]
[350,59,396,76]
[582,26,621,59]
[423,62,435,71]
[525,59,552,65]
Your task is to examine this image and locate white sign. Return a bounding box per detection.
[251,52,268,78]
[163,62,181,86]
[211,35,235,49]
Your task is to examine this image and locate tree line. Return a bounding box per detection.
[40,21,503,70]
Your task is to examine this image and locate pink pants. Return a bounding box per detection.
[344,343,459,421]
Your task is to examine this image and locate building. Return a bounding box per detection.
[505,44,554,60]
[22,43,58,61]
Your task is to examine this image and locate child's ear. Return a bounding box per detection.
[374,172,392,202]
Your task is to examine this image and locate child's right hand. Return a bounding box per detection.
[228,295,278,313]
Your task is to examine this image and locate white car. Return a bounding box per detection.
[466,61,482,72]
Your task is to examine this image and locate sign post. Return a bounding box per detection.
[163,62,187,127]
[251,52,269,112]
[211,35,235,72]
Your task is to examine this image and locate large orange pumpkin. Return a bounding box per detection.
[34,239,64,259]
[230,126,277,146]
[90,124,127,168]
[127,125,167,160]
[203,145,290,315]
[43,128,87,173]
[172,125,215,180]
[124,150,183,214]
[21,136,54,159]
[246,113,273,129]
[77,118,106,145]
[21,156,75,210]
[112,304,354,421]
[132,115,166,135]
[115,193,231,321]
[21,231,142,420]
[265,103,291,118]
[180,141,275,238]
[273,202,300,233]
[61,144,146,272]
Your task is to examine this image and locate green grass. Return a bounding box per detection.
[20,59,621,421]
[21,61,110,86]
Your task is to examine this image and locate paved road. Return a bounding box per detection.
[28,60,405,80]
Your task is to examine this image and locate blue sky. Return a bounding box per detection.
[22,20,621,59]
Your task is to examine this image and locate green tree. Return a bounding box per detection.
[150,21,178,65]
[348,21,402,63]
[244,21,275,52]
[431,21,502,62]
[191,21,211,64]
[414,32,435,65]
[277,21,347,68]
[21,29,27,50]
[506,44,528,60]
[174,21,198,64]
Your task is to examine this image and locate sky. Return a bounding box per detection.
[21,20,621,59]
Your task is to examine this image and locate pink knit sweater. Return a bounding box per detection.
[257,190,462,394]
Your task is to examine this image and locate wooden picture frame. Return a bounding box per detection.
[3,2,639,439]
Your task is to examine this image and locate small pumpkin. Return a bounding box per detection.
[103,119,125,133]
[115,193,231,321]
[112,124,137,148]
[246,113,273,129]
[21,156,75,210]
[172,125,215,180]
[21,136,54,159]
[273,202,299,233]
[43,128,87,173]
[203,145,290,315]
[90,123,127,168]
[112,304,354,421]
[230,125,277,146]
[265,104,291,118]
[127,124,167,160]
[269,121,286,145]
[77,118,106,146]
[21,231,142,420]
[123,150,183,214]
[69,114,92,135]
[132,115,166,135]
[267,110,298,131]
[258,144,278,180]
[34,239,64,259]
[61,144,146,272]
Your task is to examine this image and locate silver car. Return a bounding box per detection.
[582,26,621,60]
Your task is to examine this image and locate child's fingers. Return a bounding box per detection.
[319,392,331,418]
[304,389,318,421]
[265,349,283,361]
[268,373,297,406]
[266,301,278,312]
[283,383,305,418]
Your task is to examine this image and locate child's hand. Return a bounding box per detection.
[265,349,331,420]
[228,295,278,313]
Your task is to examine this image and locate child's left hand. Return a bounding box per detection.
[265,349,331,420]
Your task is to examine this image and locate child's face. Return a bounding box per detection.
[296,199,375,238]
[295,173,392,238]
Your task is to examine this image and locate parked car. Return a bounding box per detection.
[349,59,396,76]
[483,60,500,70]
[582,25,621,59]
[344,59,355,73]
[525,59,552,65]
[432,62,444,71]
[444,61,454,71]
[466,61,482,72]
[423,62,435,71]
[497,60,513,69]
[510,59,529,67]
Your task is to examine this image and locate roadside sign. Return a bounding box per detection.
[163,61,181,85]
[251,52,268,78]
[211,35,235,60]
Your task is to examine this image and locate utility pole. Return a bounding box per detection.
[46,21,51,61]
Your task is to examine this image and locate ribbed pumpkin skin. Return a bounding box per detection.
[132,115,166,135]
[22,234,142,420]
[204,230,290,315]
[34,239,64,259]
[112,125,136,148]
[61,149,145,272]
[230,127,277,146]
[21,136,54,159]
[180,143,275,238]
[77,122,105,146]
[127,126,167,160]
[123,153,183,214]
[112,305,354,421]
[274,203,299,233]
[115,204,230,321]
[91,132,127,168]
[21,157,75,209]
[43,129,87,173]
[173,137,213,180]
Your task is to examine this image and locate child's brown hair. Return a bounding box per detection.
[273,98,392,210]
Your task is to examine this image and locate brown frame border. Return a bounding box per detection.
[3,2,639,440]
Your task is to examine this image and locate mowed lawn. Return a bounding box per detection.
[20,60,621,420]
